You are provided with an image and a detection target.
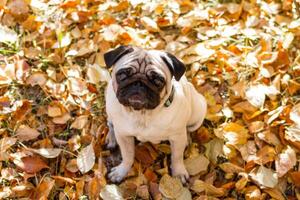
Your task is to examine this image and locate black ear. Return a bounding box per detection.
[161,52,186,81]
[104,45,134,68]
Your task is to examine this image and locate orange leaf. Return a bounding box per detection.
[135,144,155,167]
[290,172,300,187]
[13,100,31,121]
[144,168,158,182]
[32,177,55,199]
[60,0,79,9]
[17,156,49,174]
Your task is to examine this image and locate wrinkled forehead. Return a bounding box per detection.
[113,48,169,75]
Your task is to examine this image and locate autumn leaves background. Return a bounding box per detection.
[1,0,300,199]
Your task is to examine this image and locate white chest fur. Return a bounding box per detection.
[105,77,206,143]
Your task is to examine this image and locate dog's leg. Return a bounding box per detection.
[108,135,135,182]
[170,132,189,183]
[105,122,117,149]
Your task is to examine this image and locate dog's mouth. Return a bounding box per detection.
[116,80,161,110]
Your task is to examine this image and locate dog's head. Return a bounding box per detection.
[104,45,185,110]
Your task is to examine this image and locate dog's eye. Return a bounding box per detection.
[116,68,133,82]
[148,71,165,88]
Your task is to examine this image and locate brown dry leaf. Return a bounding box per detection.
[135,144,155,167]
[223,122,248,145]
[255,145,276,164]
[7,0,29,18]
[290,103,300,127]
[26,72,47,86]
[290,171,300,187]
[16,156,49,174]
[0,137,17,161]
[275,146,296,177]
[33,177,55,199]
[219,162,245,174]
[159,174,183,199]
[16,125,40,141]
[204,138,224,164]
[0,25,18,43]
[176,187,192,200]
[141,16,160,32]
[245,85,279,108]
[244,185,262,200]
[235,173,248,191]
[52,112,71,124]
[184,154,210,176]
[86,64,111,84]
[249,165,278,188]
[248,121,265,134]
[71,115,89,129]
[77,144,95,174]
[11,183,35,198]
[67,77,88,96]
[136,185,149,200]
[66,158,79,173]
[263,188,285,200]
[100,184,124,200]
[47,104,62,117]
[30,148,62,159]
[191,180,225,197]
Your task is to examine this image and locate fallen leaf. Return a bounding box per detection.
[135,144,155,167]
[275,146,296,177]
[223,122,248,145]
[191,180,225,197]
[47,104,62,117]
[290,171,300,187]
[66,158,79,173]
[290,103,300,127]
[100,184,124,200]
[159,174,183,199]
[52,32,72,48]
[71,115,89,129]
[255,145,276,164]
[0,25,18,43]
[136,185,150,200]
[249,165,278,188]
[67,77,88,96]
[245,85,279,108]
[263,188,285,200]
[204,138,224,164]
[16,125,40,141]
[219,162,245,173]
[86,64,111,84]
[176,187,192,200]
[141,16,160,32]
[52,112,71,124]
[0,137,17,160]
[33,177,55,199]
[7,0,29,18]
[16,156,49,174]
[184,154,210,176]
[26,72,47,86]
[77,144,95,174]
[31,148,62,158]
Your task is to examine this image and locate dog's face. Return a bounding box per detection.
[104,46,185,110]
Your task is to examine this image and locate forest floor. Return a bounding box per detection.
[1,0,300,199]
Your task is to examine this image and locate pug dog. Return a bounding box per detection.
[104,45,207,183]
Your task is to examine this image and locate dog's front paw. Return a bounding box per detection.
[108,164,130,183]
[172,164,189,184]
